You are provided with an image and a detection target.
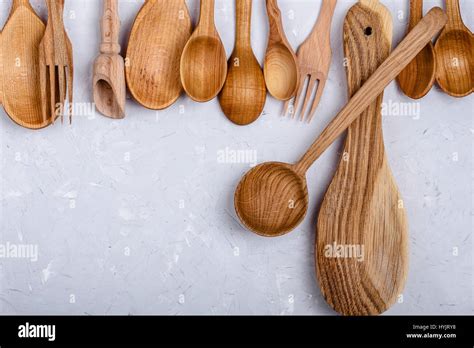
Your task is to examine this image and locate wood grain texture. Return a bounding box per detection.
[1,0,46,129]
[126,0,192,109]
[283,0,337,122]
[180,0,227,102]
[264,0,299,101]
[93,0,126,119]
[39,0,74,124]
[234,8,447,237]
[397,0,436,99]
[434,0,473,97]
[219,0,266,126]
[316,0,408,316]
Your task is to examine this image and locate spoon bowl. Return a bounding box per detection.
[435,29,473,97]
[234,162,308,236]
[93,55,125,118]
[181,35,227,102]
[264,43,299,100]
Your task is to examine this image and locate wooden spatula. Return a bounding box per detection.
[1,0,46,129]
[316,0,408,316]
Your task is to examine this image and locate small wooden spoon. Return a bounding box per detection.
[219,0,266,125]
[93,0,126,119]
[1,0,46,129]
[434,0,473,97]
[126,0,192,110]
[181,0,227,102]
[234,7,447,237]
[317,0,407,316]
[263,0,298,101]
[397,0,436,99]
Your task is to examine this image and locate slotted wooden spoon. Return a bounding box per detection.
[219,0,266,126]
[1,0,46,129]
[126,0,192,109]
[317,0,408,316]
[434,0,473,97]
[397,0,436,99]
[234,8,447,237]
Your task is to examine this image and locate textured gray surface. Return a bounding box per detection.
[0,0,472,315]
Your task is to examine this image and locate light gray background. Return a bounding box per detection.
[0,0,472,315]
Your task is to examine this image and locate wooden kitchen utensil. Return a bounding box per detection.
[234,7,447,237]
[264,0,299,101]
[397,0,436,99]
[317,0,408,316]
[219,0,266,125]
[0,0,46,129]
[39,0,74,124]
[434,0,473,97]
[93,0,126,119]
[283,0,337,122]
[126,0,192,109]
[180,0,227,102]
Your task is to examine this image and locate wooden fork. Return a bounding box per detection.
[39,0,74,124]
[284,0,337,122]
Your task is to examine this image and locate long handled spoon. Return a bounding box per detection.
[264,0,299,101]
[93,0,126,119]
[126,0,192,109]
[219,0,266,125]
[1,0,46,129]
[234,8,447,237]
[317,0,407,316]
[397,0,436,99]
[434,0,473,97]
[180,0,227,102]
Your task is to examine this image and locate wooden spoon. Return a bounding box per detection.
[317,0,408,316]
[263,0,298,101]
[93,0,126,119]
[126,0,192,109]
[1,0,46,129]
[219,0,266,125]
[180,0,227,102]
[434,0,473,97]
[234,7,447,237]
[397,0,436,99]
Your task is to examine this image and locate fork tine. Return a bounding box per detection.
[290,75,308,119]
[39,62,48,123]
[66,65,73,124]
[58,65,66,124]
[300,75,317,122]
[49,65,56,124]
[306,78,326,123]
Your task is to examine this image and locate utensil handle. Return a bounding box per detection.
[294,7,447,175]
[445,0,462,27]
[11,0,32,11]
[100,0,121,54]
[199,0,216,28]
[306,0,337,42]
[266,0,284,43]
[408,0,423,29]
[236,0,253,48]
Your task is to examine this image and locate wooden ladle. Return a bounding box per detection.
[234,7,447,237]
[219,0,266,125]
[1,0,46,129]
[180,0,227,102]
[434,0,473,97]
[263,0,298,101]
[317,0,407,316]
[93,0,125,119]
[397,0,436,99]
